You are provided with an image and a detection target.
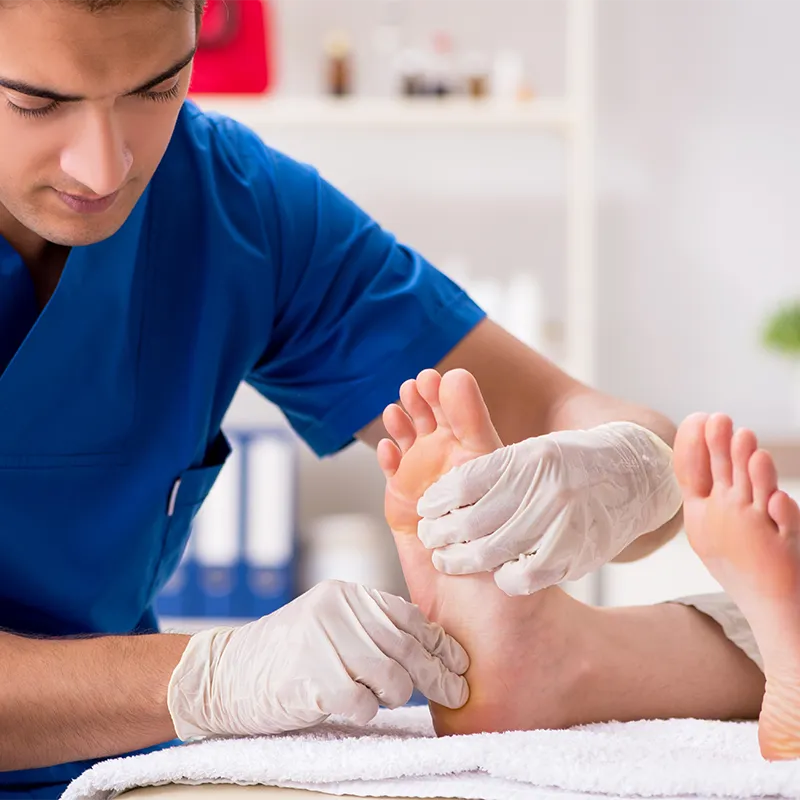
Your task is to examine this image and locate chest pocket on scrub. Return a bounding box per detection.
[151,431,233,599]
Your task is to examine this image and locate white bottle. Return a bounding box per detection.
[491,50,524,101]
[371,0,405,96]
[299,514,399,595]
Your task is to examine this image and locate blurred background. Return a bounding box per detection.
[158,0,800,629]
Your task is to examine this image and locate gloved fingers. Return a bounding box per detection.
[320,680,381,726]
[431,529,522,575]
[417,496,516,549]
[348,654,415,710]
[493,551,569,596]
[407,649,470,709]
[375,590,469,676]
[417,450,506,518]
[430,490,574,576]
[393,638,469,709]
[367,622,469,709]
[367,592,469,709]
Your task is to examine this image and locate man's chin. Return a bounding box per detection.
[31,212,131,248]
[29,182,142,247]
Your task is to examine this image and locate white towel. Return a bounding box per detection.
[63,706,800,800]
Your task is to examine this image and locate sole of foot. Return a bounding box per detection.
[379,368,587,736]
[675,412,800,760]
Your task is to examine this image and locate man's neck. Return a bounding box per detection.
[0,205,70,309]
[25,248,70,311]
[0,205,50,266]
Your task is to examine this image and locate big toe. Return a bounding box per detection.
[674,412,713,499]
[438,369,503,455]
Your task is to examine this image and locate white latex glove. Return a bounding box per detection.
[167,579,469,739]
[417,421,683,596]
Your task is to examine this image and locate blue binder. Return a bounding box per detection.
[192,434,243,619]
[239,428,297,617]
[156,426,298,623]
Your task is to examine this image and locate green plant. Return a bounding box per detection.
[763,300,800,358]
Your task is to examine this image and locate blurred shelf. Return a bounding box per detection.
[191,95,574,133]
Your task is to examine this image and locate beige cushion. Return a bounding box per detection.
[122,784,448,799]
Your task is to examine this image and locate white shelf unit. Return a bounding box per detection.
[194,0,597,384]
[194,0,601,605]
[195,95,573,131]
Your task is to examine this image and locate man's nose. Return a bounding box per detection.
[60,108,132,198]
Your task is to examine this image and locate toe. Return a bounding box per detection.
[749,449,779,512]
[438,369,503,454]
[383,404,417,454]
[399,379,437,436]
[731,428,758,503]
[415,369,448,429]
[377,438,402,479]
[768,490,800,536]
[673,412,713,498]
[706,413,734,487]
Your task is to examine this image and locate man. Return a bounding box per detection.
[0,0,761,797]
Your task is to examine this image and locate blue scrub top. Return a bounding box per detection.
[0,100,484,796]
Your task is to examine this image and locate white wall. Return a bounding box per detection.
[597,0,800,436]
[222,0,800,605]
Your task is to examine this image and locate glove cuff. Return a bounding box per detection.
[167,626,234,740]
[603,420,684,533]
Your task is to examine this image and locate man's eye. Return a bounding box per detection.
[135,81,182,102]
[6,99,59,119]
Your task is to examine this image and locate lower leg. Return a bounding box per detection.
[406,579,764,733]
[582,601,764,723]
[470,592,767,730]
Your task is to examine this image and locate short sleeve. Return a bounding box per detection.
[234,128,485,456]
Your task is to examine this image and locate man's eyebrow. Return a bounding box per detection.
[0,47,197,103]
[127,47,197,94]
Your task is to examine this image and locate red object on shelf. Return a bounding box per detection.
[189,0,272,95]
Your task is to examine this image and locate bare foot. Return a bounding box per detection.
[378,369,589,736]
[675,413,800,760]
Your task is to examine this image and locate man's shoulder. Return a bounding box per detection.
[166,100,318,211]
[171,99,278,184]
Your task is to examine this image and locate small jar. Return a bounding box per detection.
[324,30,353,97]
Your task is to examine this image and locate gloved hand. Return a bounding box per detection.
[416,421,683,596]
[167,579,470,739]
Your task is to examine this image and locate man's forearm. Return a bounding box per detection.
[548,384,684,561]
[0,630,190,771]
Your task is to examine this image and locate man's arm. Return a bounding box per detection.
[358,318,682,561]
[1,583,471,771]
[0,630,189,771]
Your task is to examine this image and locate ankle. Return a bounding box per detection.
[518,588,597,729]
[548,593,597,725]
